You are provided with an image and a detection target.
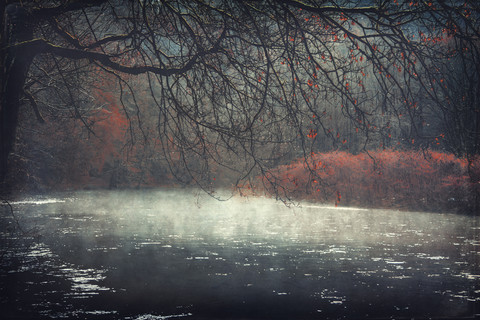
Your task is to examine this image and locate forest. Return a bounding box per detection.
[1,0,479,214]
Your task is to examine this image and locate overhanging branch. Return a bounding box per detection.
[34,0,109,19]
[48,17,140,50]
[17,39,217,76]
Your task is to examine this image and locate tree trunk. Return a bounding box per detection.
[0,2,7,185]
[1,4,35,184]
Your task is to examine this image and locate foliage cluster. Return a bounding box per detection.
[260,150,479,214]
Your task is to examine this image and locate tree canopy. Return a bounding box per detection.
[1,0,479,201]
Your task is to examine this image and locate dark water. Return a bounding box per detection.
[1,189,479,319]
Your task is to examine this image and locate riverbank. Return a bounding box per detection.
[255,150,479,215]
[3,150,478,215]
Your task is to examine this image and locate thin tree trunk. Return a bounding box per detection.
[1,4,35,185]
[0,2,7,185]
[0,56,33,183]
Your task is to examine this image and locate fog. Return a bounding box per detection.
[1,188,479,319]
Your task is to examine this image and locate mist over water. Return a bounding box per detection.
[1,188,479,319]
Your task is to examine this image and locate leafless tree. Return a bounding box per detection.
[1,1,478,201]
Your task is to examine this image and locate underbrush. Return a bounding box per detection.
[257,150,479,214]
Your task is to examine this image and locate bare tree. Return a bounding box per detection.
[1,1,478,200]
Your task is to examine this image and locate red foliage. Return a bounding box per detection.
[88,88,129,174]
[261,150,477,213]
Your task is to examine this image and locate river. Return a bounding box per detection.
[0,189,479,319]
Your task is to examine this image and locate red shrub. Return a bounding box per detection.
[259,150,476,213]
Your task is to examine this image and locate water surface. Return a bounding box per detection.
[1,189,478,319]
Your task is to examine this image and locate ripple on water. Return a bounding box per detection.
[127,313,193,320]
[10,198,67,205]
[2,191,479,319]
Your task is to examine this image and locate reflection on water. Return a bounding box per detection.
[1,189,479,319]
